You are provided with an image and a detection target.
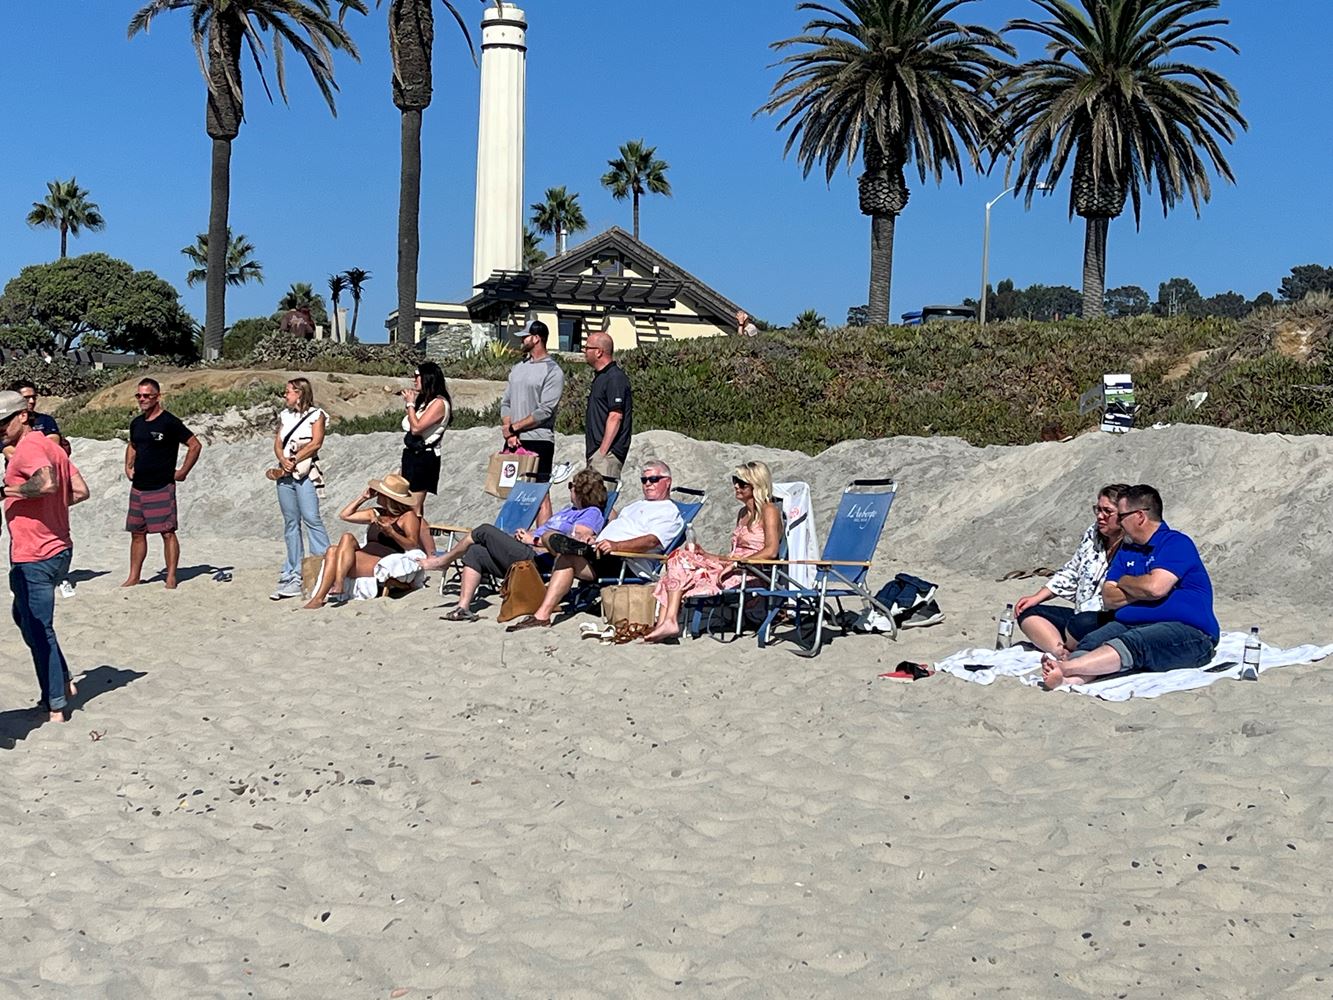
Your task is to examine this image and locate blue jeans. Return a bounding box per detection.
[10,549,73,711]
[276,475,331,582]
[1075,619,1217,673]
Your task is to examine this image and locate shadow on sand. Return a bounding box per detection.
[0,664,147,749]
[143,564,234,585]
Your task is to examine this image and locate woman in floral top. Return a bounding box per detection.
[1015,483,1129,655]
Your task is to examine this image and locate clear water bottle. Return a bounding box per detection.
[684,524,697,552]
[1240,627,1261,681]
[995,603,1015,650]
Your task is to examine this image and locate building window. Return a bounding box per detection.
[591,255,622,278]
[558,314,584,352]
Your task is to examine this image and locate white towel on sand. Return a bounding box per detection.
[936,631,1333,702]
[316,549,428,601]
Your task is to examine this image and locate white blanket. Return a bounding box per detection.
[315,549,428,602]
[935,631,1333,702]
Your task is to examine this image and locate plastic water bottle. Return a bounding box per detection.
[1240,627,1261,681]
[684,524,697,552]
[995,603,1015,650]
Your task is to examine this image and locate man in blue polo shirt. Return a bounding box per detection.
[1042,484,1218,688]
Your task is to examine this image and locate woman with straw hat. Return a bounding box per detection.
[303,473,422,609]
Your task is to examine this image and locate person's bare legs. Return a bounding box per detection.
[419,531,473,572]
[304,533,359,609]
[456,566,483,612]
[410,490,435,553]
[122,532,147,587]
[1018,615,1068,656]
[162,531,180,589]
[1041,645,1124,688]
[529,556,593,623]
[644,589,683,642]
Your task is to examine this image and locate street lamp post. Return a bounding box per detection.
[979,183,1049,325]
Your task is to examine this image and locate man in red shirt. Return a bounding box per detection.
[0,390,90,723]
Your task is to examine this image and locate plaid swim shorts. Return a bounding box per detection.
[126,483,178,534]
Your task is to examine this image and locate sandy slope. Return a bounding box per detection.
[0,425,1329,998]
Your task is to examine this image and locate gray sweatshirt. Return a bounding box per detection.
[500,355,565,442]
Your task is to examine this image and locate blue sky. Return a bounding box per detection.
[2,1,1329,339]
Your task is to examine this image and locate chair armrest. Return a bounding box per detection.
[428,522,469,536]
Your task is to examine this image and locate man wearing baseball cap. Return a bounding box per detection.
[0,389,90,723]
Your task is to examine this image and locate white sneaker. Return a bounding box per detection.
[549,461,574,485]
[270,579,303,600]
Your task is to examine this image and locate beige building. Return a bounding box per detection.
[469,227,743,352]
[389,228,745,355]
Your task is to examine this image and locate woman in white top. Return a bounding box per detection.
[399,360,451,551]
[1014,483,1129,654]
[269,377,332,600]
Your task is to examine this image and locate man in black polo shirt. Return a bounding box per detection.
[582,332,632,481]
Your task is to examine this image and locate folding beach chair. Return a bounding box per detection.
[428,478,549,594]
[751,478,900,657]
[683,498,793,642]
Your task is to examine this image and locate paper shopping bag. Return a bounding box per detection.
[484,450,540,498]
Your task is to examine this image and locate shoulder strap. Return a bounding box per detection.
[282,409,317,449]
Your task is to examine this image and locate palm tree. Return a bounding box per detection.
[278,282,330,327]
[26,178,106,258]
[759,0,1013,326]
[327,272,349,340]
[1000,0,1246,318]
[343,267,371,340]
[523,227,548,270]
[600,139,672,240]
[529,186,587,256]
[181,228,264,287]
[793,308,826,333]
[380,0,475,345]
[129,0,364,359]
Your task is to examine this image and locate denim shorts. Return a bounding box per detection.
[1075,620,1217,672]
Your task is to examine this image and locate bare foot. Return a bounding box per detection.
[47,709,68,724]
[1041,661,1066,689]
[165,577,178,590]
[302,598,325,610]
[643,623,682,644]
[120,577,140,588]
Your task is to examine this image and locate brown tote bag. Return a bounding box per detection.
[497,559,545,623]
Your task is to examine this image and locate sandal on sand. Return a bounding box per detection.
[579,622,615,641]
[441,606,479,622]
[878,661,934,683]
[505,615,551,633]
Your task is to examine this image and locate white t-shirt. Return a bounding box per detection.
[279,407,326,458]
[401,398,450,454]
[598,498,685,577]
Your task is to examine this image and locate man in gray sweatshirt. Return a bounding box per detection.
[500,318,565,486]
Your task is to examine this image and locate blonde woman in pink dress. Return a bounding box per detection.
[643,460,782,643]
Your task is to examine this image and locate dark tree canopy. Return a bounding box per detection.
[0,253,196,356]
[1154,277,1203,317]
[969,279,1082,322]
[1279,264,1333,302]
[1104,285,1151,319]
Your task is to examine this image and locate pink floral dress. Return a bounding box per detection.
[653,516,768,602]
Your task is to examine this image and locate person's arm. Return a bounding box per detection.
[594,411,623,457]
[1101,580,1129,610]
[273,429,286,467]
[404,398,446,435]
[124,442,136,481]
[1014,586,1055,616]
[9,464,58,499]
[1115,568,1179,601]
[339,487,378,525]
[175,435,202,482]
[594,532,661,556]
[69,465,90,505]
[376,509,422,549]
[500,376,513,438]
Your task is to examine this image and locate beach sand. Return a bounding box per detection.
[1,426,1329,997]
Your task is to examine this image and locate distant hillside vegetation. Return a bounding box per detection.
[542,295,1331,452]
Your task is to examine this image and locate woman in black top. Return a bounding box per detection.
[303,474,422,609]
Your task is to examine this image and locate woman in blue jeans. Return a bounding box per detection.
[268,378,332,600]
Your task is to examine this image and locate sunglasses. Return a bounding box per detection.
[20,394,36,402]
[134,392,159,399]
[640,475,668,484]
[1092,505,1118,517]
[732,477,752,488]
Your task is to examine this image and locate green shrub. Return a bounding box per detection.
[0,356,115,397]
[242,333,423,375]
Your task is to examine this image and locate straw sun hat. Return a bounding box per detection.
[369,473,414,505]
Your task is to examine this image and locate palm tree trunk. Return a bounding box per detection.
[632,193,640,241]
[60,223,68,260]
[350,298,361,341]
[867,213,895,326]
[205,137,232,358]
[1082,216,1109,319]
[397,108,423,346]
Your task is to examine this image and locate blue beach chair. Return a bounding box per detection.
[684,498,796,642]
[429,478,549,594]
[752,478,899,657]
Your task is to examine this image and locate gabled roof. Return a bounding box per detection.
[530,227,742,324]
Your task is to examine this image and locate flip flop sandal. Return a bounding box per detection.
[579,622,616,640]
[441,607,480,622]
[505,615,552,632]
[878,661,934,683]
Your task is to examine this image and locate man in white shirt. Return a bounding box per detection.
[505,460,684,631]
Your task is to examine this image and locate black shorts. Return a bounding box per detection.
[401,447,441,494]
[1018,603,1112,643]
[518,438,555,482]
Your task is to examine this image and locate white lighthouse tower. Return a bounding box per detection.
[472,3,527,290]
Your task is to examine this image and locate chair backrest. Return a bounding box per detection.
[495,479,550,534]
[601,476,620,520]
[820,479,897,586]
[665,486,707,552]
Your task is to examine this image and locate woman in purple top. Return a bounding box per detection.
[434,467,608,622]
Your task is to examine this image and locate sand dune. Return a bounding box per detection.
[1,424,1329,997]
